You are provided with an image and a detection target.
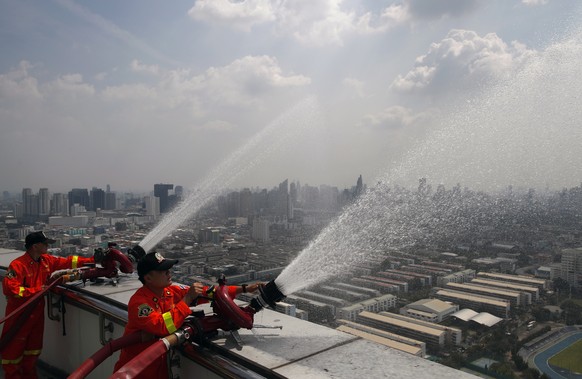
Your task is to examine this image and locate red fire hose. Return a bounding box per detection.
[67,331,143,379]
[109,338,172,379]
[212,283,254,330]
[108,284,256,378]
[0,276,65,350]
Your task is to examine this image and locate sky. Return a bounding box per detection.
[1,0,581,194]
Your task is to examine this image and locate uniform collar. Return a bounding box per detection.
[24,251,45,264]
[142,284,170,300]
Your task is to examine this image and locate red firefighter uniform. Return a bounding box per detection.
[1,252,94,379]
[114,284,238,379]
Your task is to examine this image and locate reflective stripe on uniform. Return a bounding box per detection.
[72,256,79,269]
[18,286,25,297]
[24,349,41,356]
[162,311,177,334]
[2,356,23,365]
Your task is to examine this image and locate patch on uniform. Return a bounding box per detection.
[6,270,16,279]
[137,304,154,317]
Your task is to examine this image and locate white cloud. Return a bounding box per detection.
[188,0,276,31]
[202,55,310,107]
[188,0,409,46]
[131,60,161,75]
[361,105,430,129]
[0,61,42,101]
[521,0,548,5]
[391,29,536,95]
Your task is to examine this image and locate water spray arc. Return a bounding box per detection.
[273,22,582,297]
[139,96,323,253]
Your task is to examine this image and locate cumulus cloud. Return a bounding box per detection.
[361,105,431,129]
[131,60,161,75]
[0,61,42,101]
[202,55,310,107]
[188,0,408,46]
[521,0,548,5]
[188,0,276,31]
[1,55,310,133]
[391,29,536,95]
[0,54,313,190]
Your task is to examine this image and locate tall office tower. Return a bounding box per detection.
[90,187,106,211]
[38,188,50,216]
[2,191,10,201]
[227,191,241,217]
[154,184,174,213]
[355,175,363,197]
[28,194,39,217]
[105,192,116,210]
[13,203,23,219]
[22,188,32,216]
[252,189,268,214]
[51,193,68,216]
[106,184,111,193]
[68,188,90,209]
[560,248,582,288]
[278,179,289,217]
[144,196,160,217]
[290,182,298,207]
[302,184,319,210]
[240,188,252,218]
[174,185,183,200]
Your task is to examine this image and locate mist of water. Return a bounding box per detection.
[140,96,323,252]
[276,23,582,295]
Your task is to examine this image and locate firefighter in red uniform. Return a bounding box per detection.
[1,231,95,379]
[113,251,264,379]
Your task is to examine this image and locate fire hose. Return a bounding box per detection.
[0,247,134,352]
[107,280,287,379]
[67,331,143,379]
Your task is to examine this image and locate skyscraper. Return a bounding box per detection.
[154,183,174,213]
[105,192,116,210]
[90,187,106,211]
[22,188,32,216]
[68,188,90,209]
[51,193,68,216]
[39,188,50,216]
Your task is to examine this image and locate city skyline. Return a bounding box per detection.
[1,1,581,193]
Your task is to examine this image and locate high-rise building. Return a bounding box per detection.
[38,188,50,216]
[51,193,69,216]
[356,175,363,197]
[90,188,106,211]
[290,182,298,207]
[68,188,90,209]
[154,183,174,213]
[174,185,183,200]
[144,196,160,218]
[278,179,289,217]
[22,188,32,216]
[240,188,252,218]
[105,192,116,210]
[560,248,582,288]
[227,191,241,217]
[28,194,39,217]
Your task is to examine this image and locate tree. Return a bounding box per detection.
[561,300,582,325]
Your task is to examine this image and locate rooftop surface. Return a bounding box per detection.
[0,248,477,378]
